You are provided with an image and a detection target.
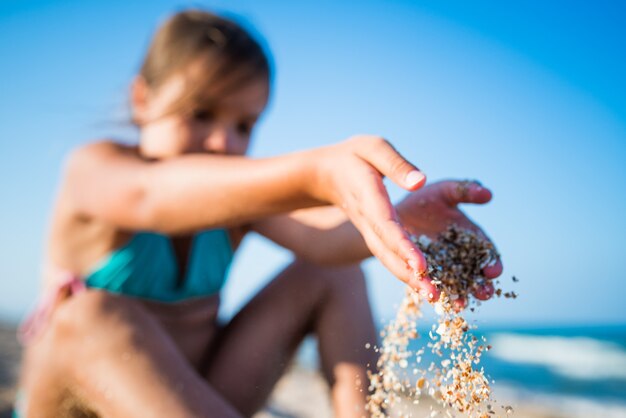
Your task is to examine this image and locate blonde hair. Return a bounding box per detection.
[138,9,270,118]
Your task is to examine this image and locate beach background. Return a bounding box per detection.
[1,0,625,417]
[1,322,625,417]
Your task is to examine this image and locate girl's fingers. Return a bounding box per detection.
[442,180,492,206]
[357,169,429,275]
[417,277,440,301]
[361,221,438,300]
[352,136,426,191]
[355,217,413,281]
[452,297,466,312]
[348,174,438,299]
[483,258,503,279]
[472,282,495,300]
[366,217,439,300]
[439,180,501,281]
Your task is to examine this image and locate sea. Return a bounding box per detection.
[451,324,626,416]
[298,323,626,417]
[468,325,625,399]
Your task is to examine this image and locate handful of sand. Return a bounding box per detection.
[367,225,515,418]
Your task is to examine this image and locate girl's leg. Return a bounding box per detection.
[21,290,242,418]
[203,259,378,418]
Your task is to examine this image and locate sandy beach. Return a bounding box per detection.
[254,366,564,418]
[0,321,618,418]
[0,322,19,418]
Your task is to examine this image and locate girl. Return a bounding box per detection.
[17,9,501,418]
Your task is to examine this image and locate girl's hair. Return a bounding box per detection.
[139,9,271,118]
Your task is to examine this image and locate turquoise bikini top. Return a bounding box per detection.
[85,229,233,302]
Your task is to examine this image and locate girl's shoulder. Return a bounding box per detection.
[62,139,144,188]
[66,139,140,167]
[46,139,142,278]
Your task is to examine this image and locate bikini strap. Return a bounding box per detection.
[17,272,86,345]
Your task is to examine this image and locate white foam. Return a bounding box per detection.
[494,383,626,418]
[488,333,626,381]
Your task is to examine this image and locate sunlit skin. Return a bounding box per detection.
[132,71,267,158]
[396,180,504,308]
[18,66,502,417]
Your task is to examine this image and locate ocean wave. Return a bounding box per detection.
[495,383,626,418]
[488,333,626,381]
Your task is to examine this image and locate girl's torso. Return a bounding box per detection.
[44,144,248,290]
[39,159,248,366]
[45,185,246,295]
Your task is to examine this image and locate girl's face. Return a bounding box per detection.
[134,73,269,159]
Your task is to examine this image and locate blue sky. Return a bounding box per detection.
[1,0,625,326]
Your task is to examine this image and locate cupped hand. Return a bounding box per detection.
[396,180,503,303]
[312,135,432,290]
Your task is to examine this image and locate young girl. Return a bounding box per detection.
[16,9,501,418]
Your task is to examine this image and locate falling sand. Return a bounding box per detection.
[367,225,516,418]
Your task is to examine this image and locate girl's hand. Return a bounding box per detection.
[310,135,432,291]
[396,180,503,302]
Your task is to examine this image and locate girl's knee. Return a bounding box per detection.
[293,259,365,283]
[18,293,120,417]
[54,290,108,334]
[51,290,139,348]
[317,262,368,295]
[289,260,370,306]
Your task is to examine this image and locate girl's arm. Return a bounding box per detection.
[252,180,504,301]
[65,140,320,233]
[251,207,370,265]
[64,136,429,287]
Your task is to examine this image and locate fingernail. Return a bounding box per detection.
[405,170,425,188]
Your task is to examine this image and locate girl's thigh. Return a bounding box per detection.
[20,290,242,418]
